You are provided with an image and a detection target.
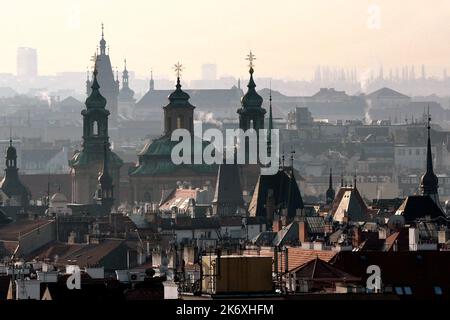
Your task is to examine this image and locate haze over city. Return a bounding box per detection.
[2,0,450,308]
[2,0,450,79]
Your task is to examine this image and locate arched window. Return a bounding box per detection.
[93,121,99,136]
[176,116,182,129]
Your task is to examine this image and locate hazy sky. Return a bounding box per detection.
[1,0,450,80]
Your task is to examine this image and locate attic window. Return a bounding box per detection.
[434,286,443,295]
[403,287,412,295]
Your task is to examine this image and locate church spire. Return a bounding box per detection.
[420,107,440,205]
[85,57,107,109]
[267,83,273,156]
[241,51,263,109]
[99,23,106,55]
[149,69,154,90]
[326,168,335,205]
[122,59,129,88]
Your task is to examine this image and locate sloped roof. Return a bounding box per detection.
[136,87,243,110]
[331,251,450,298]
[248,168,304,219]
[287,256,360,282]
[159,188,198,212]
[330,187,378,222]
[58,96,84,109]
[395,195,445,222]
[26,239,124,267]
[0,219,54,241]
[212,163,244,207]
[367,87,410,99]
[384,228,410,252]
[277,247,338,273]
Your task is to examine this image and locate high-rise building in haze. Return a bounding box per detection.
[17,47,38,78]
[201,63,217,80]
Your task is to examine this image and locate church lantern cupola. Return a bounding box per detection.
[163,62,195,136]
[237,51,266,132]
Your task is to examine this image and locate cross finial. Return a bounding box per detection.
[124,58,127,70]
[246,51,256,72]
[101,22,104,38]
[174,62,183,79]
[427,105,431,130]
[90,52,98,73]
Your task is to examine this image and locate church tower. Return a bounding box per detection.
[237,51,266,134]
[86,24,119,126]
[326,168,335,205]
[163,62,195,136]
[118,59,135,118]
[70,63,123,206]
[94,142,114,214]
[0,138,31,207]
[420,110,440,207]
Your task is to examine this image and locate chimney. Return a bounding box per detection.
[298,221,308,243]
[409,227,419,251]
[272,215,282,232]
[352,226,362,247]
[68,231,76,244]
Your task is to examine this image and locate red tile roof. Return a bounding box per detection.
[244,247,337,272]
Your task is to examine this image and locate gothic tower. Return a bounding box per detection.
[420,111,440,207]
[118,59,135,118]
[86,24,119,126]
[237,51,266,162]
[70,64,123,206]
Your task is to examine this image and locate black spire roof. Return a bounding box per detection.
[240,66,263,109]
[85,68,107,109]
[167,77,194,108]
[326,168,335,205]
[420,111,438,195]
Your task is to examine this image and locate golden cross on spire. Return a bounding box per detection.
[174,62,183,79]
[246,51,256,70]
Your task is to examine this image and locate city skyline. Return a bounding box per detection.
[2,0,450,80]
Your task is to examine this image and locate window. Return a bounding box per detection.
[93,121,99,135]
[403,287,412,295]
[176,116,183,129]
[416,149,420,155]
[394,287,404,295]
[434,286,443,295]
